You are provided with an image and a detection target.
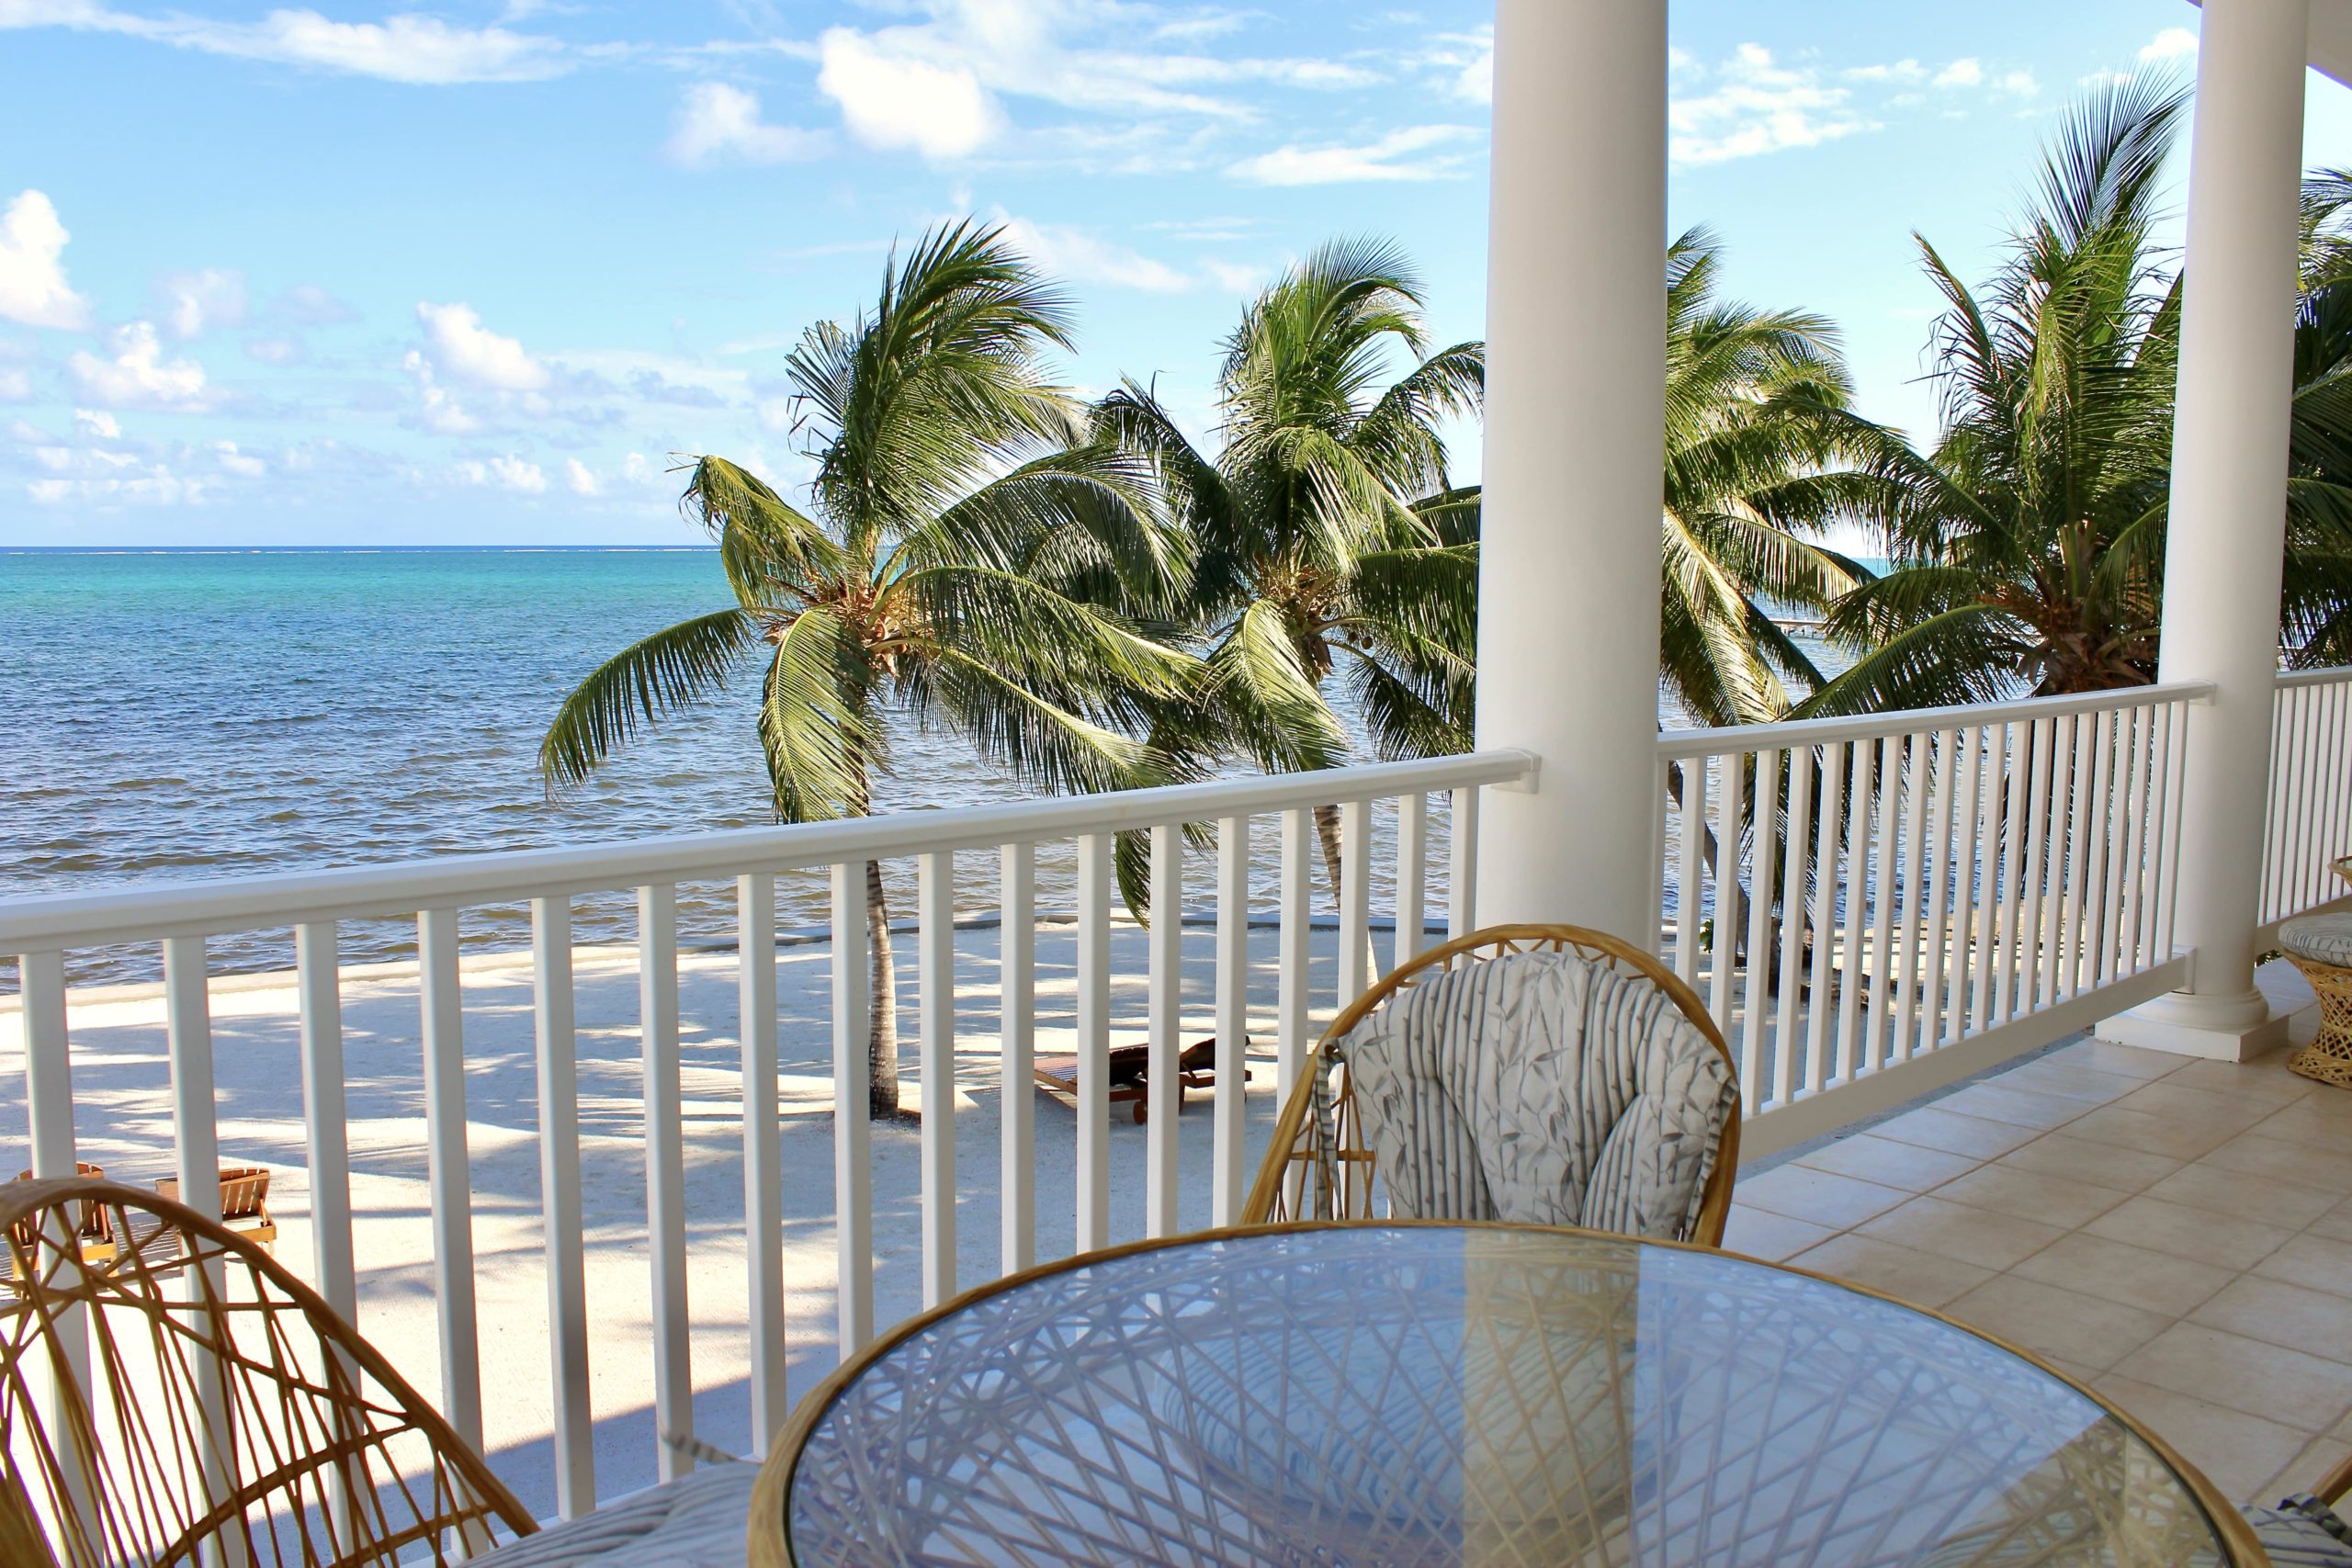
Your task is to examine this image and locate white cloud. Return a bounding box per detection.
[1934,58,1984,88]
[401,351,480,433]
[818,26,998,158]
[211,439,265,477]
[1670,44,1873,166]
[0,4,566,85]
[1227,124,1476,186]
[0,190,89,330]
[666,83,829,167]
[1203,259,1264,295]
[243,336,306,366]
[623,451,661,486]
[0,367,28,401]
[462,453,548,492]
[74,409,119,438]
[997,217,1193,292]
[157,267,247,338]
[564,456,599,495]
[415,301,548,390]
[66,321,218,411]
[2143,27,2199,62]
[273,282,356,324]
[1845,60,1926,85]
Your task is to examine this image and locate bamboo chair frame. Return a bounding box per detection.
[2283,855,2352,1090]
[1238,923,1742,1246]
[0,1179,535,1568]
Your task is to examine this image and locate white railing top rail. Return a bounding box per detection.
[1654,681,2217,762]
[0,750,1536,954]
[2277,663,2352,690]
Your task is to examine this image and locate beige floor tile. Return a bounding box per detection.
[1784,1232,1994,1308]
[1869,1105,2041,1160]
[1859,1194,2066,1271]
[1945,1274,2171,1371]
[1996,1131,2183,1194]
[2061,1104,2240,1163]
[2260,1430,2352,1510]
[2191,1276,2352,1365]
[2256,1106,2352,1156]
[2199,1129,2352,1195]
[2114,1322,2352,1432]
[2084,1195,2296,1273]
[2049,1040,2185,1081]
[1937,1081,2097,1132]
[1996,1057,2154,1106]
[1934,1164,2132,1229]
[1793,1134,1981,1193]
[2312,1194,2352,1244]
[2262,1235,2352,1300]
[2167,1056,2319,1107]
[2012,1233,2238,1318]
[2143,1163,2342,1229]
[2112,1081,2280,1137]
[1733,1164,1911,1229]
[2091,1373,2314,1503]
[1718,1204,1837,1263]
[2041,1354,2105,1386]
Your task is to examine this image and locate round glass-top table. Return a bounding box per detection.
[753,1223,2256,1566]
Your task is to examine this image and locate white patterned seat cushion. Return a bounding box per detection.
[2283,915,2352,969]
[476,1462,757,1567]
[1333,949,1736,1241]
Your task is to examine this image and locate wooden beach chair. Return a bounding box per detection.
[1034,1035,1248,1123]
[6,1164,117,1277]
[156,1165,278,1251]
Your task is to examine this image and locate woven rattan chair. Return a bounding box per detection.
[0,1178,535,1568]
[1240,923,1741,1246]
[2242,1445,2352,1564]
[8,1166,114,1272]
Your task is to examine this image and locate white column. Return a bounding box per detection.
[1473,0,1668,938]
[2102,0,2308,1060]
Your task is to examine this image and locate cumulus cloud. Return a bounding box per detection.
[211,439,265,477]
[462,453,548,492]
[564,456,599,495]
[67,322,218,411]
[157,267,247,338]
[1670,44,1874,166]
[818,27,998,159]
[1934,57,1984,89]
[0,190,89,330]
[997,217,1194,291]
[1227,125,1476,186]
[401,352,480,434]
[415,301,548,390]
[0,4,566,85]
[2143,27,2199,62]
[666,83,829,166]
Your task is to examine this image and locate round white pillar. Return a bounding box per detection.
[2102,0,2309,1059]
[1473,0,1668,939]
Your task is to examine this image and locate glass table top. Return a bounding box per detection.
[777,1224,2243,1567]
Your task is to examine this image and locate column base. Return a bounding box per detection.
[2096,989,2290,1062]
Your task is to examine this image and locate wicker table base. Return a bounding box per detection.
[2286,955,2352,1089]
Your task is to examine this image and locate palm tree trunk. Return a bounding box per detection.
[1666,758,1747,964]
[865,859,900,1118]
[1313,803,1381,984]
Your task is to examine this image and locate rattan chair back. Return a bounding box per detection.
[1238,924,1742,1246]
[0,1178,534,1568]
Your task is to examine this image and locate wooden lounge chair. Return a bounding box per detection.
[1241,924,1741,1246]
[155,1165,277,1251]
[7,1163,116,1275]
[1034,1035,1247,1123]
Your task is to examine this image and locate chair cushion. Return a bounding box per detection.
[1335,949,1736,1240]
[478,1462,757,1567]
[2242,1495,2352,1566]
[2282,915,2352,969]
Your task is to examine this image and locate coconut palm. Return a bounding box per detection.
[2287,167,2352,665]
[539,221,1191,1116]
[1091,237,1482,900]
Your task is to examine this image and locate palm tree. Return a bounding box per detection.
[2287,168,2352,665]
[1093,238,1483,903]
[540,221,1191,1116]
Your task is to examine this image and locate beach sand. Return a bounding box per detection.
[0,918,1376,1520]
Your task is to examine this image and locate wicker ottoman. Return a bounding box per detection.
[2282,912,2352,1089]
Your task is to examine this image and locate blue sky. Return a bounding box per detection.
[1,0,2347,547]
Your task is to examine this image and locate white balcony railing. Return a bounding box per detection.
[2262,664,2352,931]
[1655,682,2213,1157]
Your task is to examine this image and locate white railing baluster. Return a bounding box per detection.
[829,863,874,1357]
[1922,730,1958,1051]
[1948,728,1983,1043]
[1970,726,2005,1031]
[999,843,1035,1275]
[1866,738,1901,1074]
[21,945,93,1521]
[2156,704,2187,959]
[2059,714,2095,998]
[1145,826,1181,1238]
[1771,748,1809,1107]
[2081,709,2117,991]
[1709,754,1743,1040]
[1993,724,2027,1023]
[1804,743,1841,1094]
[1213,816,1249,1226]
[1448,786,1480,939]
[2102,709,2141,983]
[529,897,594,1517]
[295,925,356,1319]
[2020,716,2056,1015]
[1075,833,1112,1253]
[916,853,957,1305]
[2038,716,2074,1004]
[1836,743,1869,1081]
[1278,809,1311,1105]
[1339,799,1373,1007]
[637,886,693,1480]
[737,874,786,1456]
[1673,758,1705,990]
[415,911,484,1461]
[1394,792,1427,974]
[1893,734,1931,1063]
[1739,750,1778,1095]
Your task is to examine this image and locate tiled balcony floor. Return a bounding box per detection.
[1725,990,2352,1507]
